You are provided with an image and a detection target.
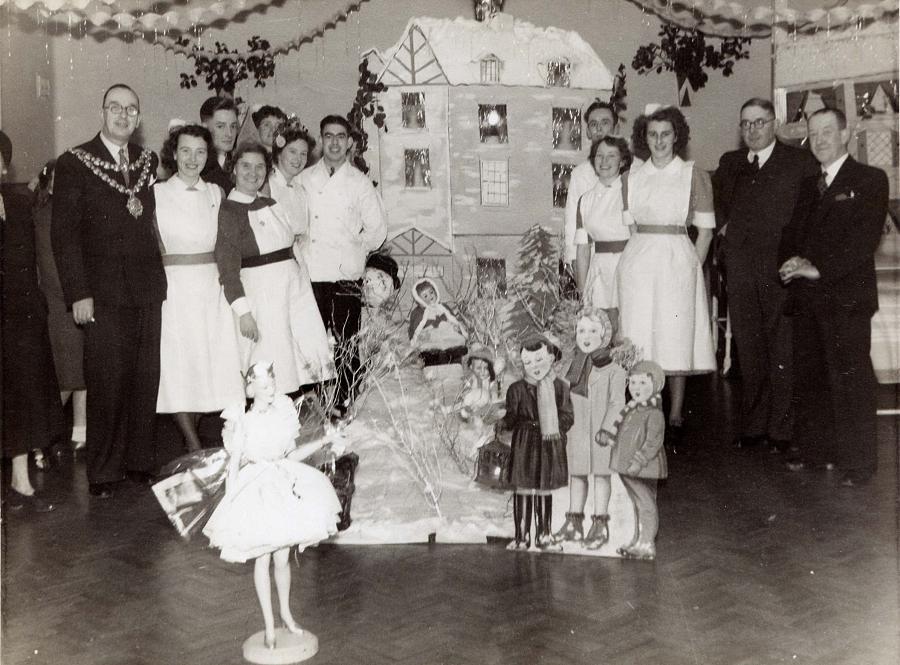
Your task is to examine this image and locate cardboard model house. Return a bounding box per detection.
[364,12,613,294]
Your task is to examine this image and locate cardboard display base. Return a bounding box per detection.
[242,628,318,664]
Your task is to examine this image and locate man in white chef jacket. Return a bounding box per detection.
[300,114,387,417]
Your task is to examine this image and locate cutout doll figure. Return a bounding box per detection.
[407,277,468,366]
[503,334,574,550]
[554,307,626,549]
[362,252,401,310]
[202,362,342,649]
[457,344,505,460]
[603,360,667,560]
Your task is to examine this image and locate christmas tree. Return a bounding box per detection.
[503,225,561,343]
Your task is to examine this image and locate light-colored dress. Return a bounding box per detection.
[202,394,341,563]
[614,157,716,374]
[568,362,627,475]
[216,191,335,394]
[574,176,630,309]
[155,177,244,412]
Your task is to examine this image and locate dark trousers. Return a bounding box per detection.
[84,303,161,483]
[727,268,794,440]
[792,306,876,473]
[311,281,362,411]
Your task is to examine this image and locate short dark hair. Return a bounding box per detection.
[631,106,691,162]
[319,115,352,135]
[161,124,212,175]
[740,98,775,116]
[102,83,138,108]
[589,135,632,174]
[271,126,316,165]
[584,100,618,128]
[466,355,496,382]
[200,96,238,123]
[521,336,562,362]
[808,107,847,130]
[230,141,271,174]
[251,105,287,129]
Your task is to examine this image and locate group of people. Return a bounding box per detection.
[564,97,888,487]
[1,83,386,507]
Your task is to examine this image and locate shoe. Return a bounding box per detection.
[89,482,115,499]
[551,512,585,544]
[785,458,806,472]
[536,532,561,551]
[841,470,873,487]
[6,489,56,512]
[666,424,684,452]
[769,439,790,454]
[584,514,610,550]
[618,542,656,560]
[125,470,156,486]
[264,629,276,650]
[734,434,765,449]
[33,449,51,470]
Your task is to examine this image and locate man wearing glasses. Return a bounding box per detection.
[713,98,818,453]
[51,84,165,499]
[300,114,387,418]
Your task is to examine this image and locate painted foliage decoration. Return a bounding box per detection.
[178,36,275,96]
[347,59,388,176]
[632,24,751,106]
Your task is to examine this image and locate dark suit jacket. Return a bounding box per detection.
[51,134,166,307]
[202,153,233,194]
[1,186,47,319]
[714,140,819,279]
[779,156,889,316]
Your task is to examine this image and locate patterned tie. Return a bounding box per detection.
[118,147,130,186]
[816,170,828,197]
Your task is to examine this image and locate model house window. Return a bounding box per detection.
[405,149,431,188]
[546,59,571,88]
[480,55,501,84]
[476,255,507,297]
[480,159,509,206]
[401,92,426,129]
[552,163,574,208]
[478,104,508,143]
[552,108,582,151]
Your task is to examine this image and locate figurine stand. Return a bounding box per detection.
[243,628,318,664]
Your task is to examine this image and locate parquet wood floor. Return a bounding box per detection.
[2,378,898,665]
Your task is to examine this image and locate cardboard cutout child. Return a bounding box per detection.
[407,277,468,365]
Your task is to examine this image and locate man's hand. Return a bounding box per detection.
[239,312,260,342]
[72,298,94,325]
[779,256,820,283]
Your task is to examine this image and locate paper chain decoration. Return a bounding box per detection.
[1,0,897,43]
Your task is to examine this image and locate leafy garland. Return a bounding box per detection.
[178,36,276,96]
[632,24,751,103]
[347,59,388,176]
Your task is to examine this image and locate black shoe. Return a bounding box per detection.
[666,423,684,453]
[841,470,874,487]
[89,482,115,499]
[125,470,156,486]
[6,489,56,512]
[734,434,765,449]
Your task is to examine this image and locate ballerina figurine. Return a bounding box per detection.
[202,361,342,649]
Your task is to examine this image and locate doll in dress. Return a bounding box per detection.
[457,345,505,460]
[407,278,468,366]
[554,307,626,549]
[202,362,342,649]
[503,334,574,550]
[602,360,667,560]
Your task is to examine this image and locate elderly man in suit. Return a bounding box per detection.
[52,84,166,499]
[714,98,819,451]
[779,107,889,486]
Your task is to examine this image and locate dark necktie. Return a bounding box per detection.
[750,154,759,172]
[118,147,130,187]
[328,166,335,177]
[816,170,828,197]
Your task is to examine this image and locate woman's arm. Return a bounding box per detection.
[694,227,713,265]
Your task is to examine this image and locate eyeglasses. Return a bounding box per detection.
[739,118,774,131]
[104,103,140,118]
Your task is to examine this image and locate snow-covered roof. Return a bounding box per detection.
[376,13,613,90]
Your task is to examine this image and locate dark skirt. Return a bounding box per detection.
[507,426,568,491]
[1,313,64,457]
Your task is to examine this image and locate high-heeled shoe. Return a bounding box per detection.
[263,630,276,650]
[282,617,304,635]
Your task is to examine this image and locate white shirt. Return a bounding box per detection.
[822,152,850,187]
[100,132,128,163]
[268,167,308,235]
[298,160,387,282]
[748,140,776,169]
[564,161,599,262]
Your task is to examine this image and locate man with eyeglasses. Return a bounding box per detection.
[51,83,165,499]
[778,107,888,486]
[713,98,818,454]
[299,114,387,418]
[564,100,619,267]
